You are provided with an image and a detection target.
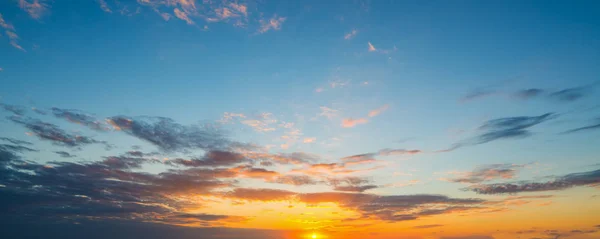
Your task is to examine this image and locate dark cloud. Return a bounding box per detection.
[328,176,378,192]
[549,87,588,102]
[341,148,421,164]
[459,90,497,102]
[442,113,556,151]
[0,146,235,223]
[448,164,524,184]
[0,218,284,239]
[1,103,26,115]
[0,137,33,146]
[561,118,600,134]
[54,151,76,158]
[514,88,545,100]
[224,188,296,201]
[412,224,443,229]
[51,107,110,131]
[9,116,111,148]
[107,116,231,152]
[467,169,600,194]
[166,151,247,167]
[268,175,319,186]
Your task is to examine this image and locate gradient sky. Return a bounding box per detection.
[1,1,599,239]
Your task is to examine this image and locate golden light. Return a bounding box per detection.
[311,233,317,239]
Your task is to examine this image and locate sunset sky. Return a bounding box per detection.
[1,1,599,239]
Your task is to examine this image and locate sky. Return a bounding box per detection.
[1,0,599,239]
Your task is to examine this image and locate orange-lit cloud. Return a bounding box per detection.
[0,14,25,51]
[368,104,389,117]
[368,42,377,52]
[174,8,195,25]
[258,15,286,34]
[19,0,49,20]
[341,118,368,128]
[303,137,316,143]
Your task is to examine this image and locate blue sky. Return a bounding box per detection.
[1,1,599,239]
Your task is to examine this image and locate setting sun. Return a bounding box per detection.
[312,233,317,239]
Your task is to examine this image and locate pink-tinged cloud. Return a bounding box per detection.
[219,112,246,124]
[303,137,316,143]
[344,29,358,40]
[315,87,324,93]
[97,0,112,13]
[368,104,389,117]
[229,3,248,16]
[341,118,368,128]
[368,42,377,52]
[258,15,286,34]
[19,0,49,20]
[318,106,338,120]
[241,113,277,132]
[174,8,195,25]
[0,14,25,51]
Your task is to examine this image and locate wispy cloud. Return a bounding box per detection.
[317,106,339,120]
[19,0,50,20]
[413,224,444,229]
[344,29,358,40]
[303,137,316,143]
[174,8,195,25]
[341,118,368,128]
[561,118,600,134]
[241,112,277,132]
[97,0,112,13]
[445,164,525,184]
[368,104,389,117]
[440,113,556,151]
[257,15,286,34]
[466,168,600,194]
[368,42,377,52]
[0,13,25,51]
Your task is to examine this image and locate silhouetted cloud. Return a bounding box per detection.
[9,116,111,148]
[447,164,525,184]
[561,118,600,134]
[107,116,230,152]
[442,113,556,151]
[514,88,545,99]
[459,89,497,102]
[328,176,378,192]
[54,151,75,158]
[166,151,247,167]
[1,103,26,115]
[440,236,494,239]
[268,175,319,186]
[467,169,600,194]
[549,87,588,102]
[51,107,110,131]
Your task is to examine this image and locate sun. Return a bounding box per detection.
[311,233,317,239]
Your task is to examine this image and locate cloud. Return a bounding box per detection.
[466,169,600,194]
[447,164,525,184]
[368,104,389,117]
[9,116,111,149]
[413,224,444,229]
[166,151,247,167]
[54,151,76,158]
[341,118,368,128]
[107,116,230,152]
[513,88,545,100]
[328,177,377,192]
[240,112,277,132]
[442,113,556,151]
[0,14,25,51]
[341,148,421,164]
[344,29,358,40]
[303,137,316,143]
[257,15,286,34]
[318,106,339,120]
[1,103,26,116]
[459,89,497,102]
[561,118,600,134]
[97,0,112,13]
[19,0,50,19]
[219,112,246,124]
[174,8,195,24]
[224,188,296,201]
[268,175,319,186]
[52,107,110,131]
[368,42,377,52]
[549,87,588,102]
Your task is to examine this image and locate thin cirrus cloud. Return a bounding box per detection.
[342,104,390,128]
[561,118,600,134]
[344,29,358,40]
[461,84,597,103]
[18,0,50,20]
[257,15,286,34]
[174,8,195,25]
[439,113,556,152]
[0,13,25,51]
[466,168,600,194]
[445,164,526,184]
[97,0,112,13]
